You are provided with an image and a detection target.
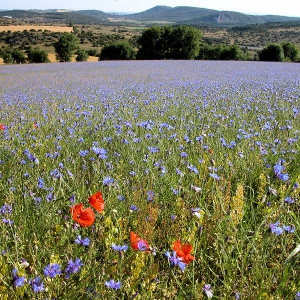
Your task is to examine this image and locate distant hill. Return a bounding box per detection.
[0,6,300,26]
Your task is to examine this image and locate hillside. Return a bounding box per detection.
[0,6,299,26]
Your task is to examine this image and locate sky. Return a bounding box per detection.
[1,0,300,17]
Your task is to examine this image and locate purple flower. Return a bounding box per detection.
[103,176,114,186]
[30,276,45,293]
[146,190,155,202]
[2,218,13,225]
[277,173,289,181]
[0,204,12,215]
[203,284,213,298]
[295,291,300,300]
[165,251,186,271]
[105,279,122,290]
[75,235,90,246]
[37,178,45,189]
[111,244,128,252]
[269,222,284,236]
[64,258,83,279]
[43,263,62,278]
[79,150,89,157]
[283,225,295,233]
[130,205,138,212]
[209,173,220,180]
[92,146,107,159]
[12,268,26,287]
[284,196,295,204]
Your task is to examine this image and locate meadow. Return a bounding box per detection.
[0,60,299,299]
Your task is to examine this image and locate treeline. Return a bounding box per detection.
[0,25,299,63]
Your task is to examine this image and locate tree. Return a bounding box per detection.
[281,42,299,62]
[169,26,201,59]
[53,32,79,62]
[27,47,50,63]
[137,25,201,60]
[76,49,89,62]
[99,42,136,60]
[258,43,284,62]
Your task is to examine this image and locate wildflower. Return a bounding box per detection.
[111,244,128,252]
[12,268,26,287]
[191,207,202,219]
[37,178,45,188]
[79,149,89,157]
[43,263,62,278]
[130,231,150,252]
[191,184,202,192]
[269,222,284,235]
[130,205,138,212]
[146,190,155,202]
[103,176,114,186]
[2,218,13,225]
[284,196,295,204]
[203,284,213,298]
[0,204,12,215]
[165,251,187,271]
[283,225,295,233]
[75,235,90,246]
[105,279,122,290]
[64,258,83,279]
[172,240,195,264]
[0,124,6,131]
[30,276,45,293]
[171,214,177,221]
[295,291,300,300]
[88,191,104,212]
[209,173,220,180]
[91,146,107,159]
[70,203,95,227]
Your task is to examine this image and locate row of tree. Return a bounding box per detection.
[0,25,299,63]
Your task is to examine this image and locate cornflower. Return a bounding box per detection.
[43,263,62,278]
[30,276,45,293]
[165,251,187,271]
[75,235,90,246]
[64,258,83,279]
[105,279,122,290]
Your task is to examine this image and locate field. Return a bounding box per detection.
[0,61,299,299]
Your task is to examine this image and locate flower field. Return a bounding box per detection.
[0,60,299,299]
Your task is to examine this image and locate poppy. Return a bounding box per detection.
[88,191,104,212]
[130,231,150,252]
[70,203,95,227]
[172,240,195,264]
[0,124,6,131]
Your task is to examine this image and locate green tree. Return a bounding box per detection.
[27,47,50,63]
[136,26,163,59]
[76,49,89,62]
[53,32,79,62]
[99,42,136,60]
[281,42,299,62]
[258,43,284,62]
[169,26,201,59]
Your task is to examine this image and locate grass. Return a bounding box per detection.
[0,60,299,299]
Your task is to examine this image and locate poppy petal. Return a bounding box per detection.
[88,191,104,212]
[70,203,95,227]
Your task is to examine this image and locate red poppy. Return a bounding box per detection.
[0,124,6,131]
[130,231,150,252]
[88,191,104,213]
[172,240,195,264]
[70,203,95,227]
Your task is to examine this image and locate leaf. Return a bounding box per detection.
[285,244,300,262]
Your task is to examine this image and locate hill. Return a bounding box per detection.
[0,6,299,26]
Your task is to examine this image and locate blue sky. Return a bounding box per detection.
[1,0,299,17]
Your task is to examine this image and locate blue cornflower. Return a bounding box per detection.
[30,276,45,293]
[111,244,128,252]
[105,279,122,290]
[37,178,45,189]
[277,173,289,181]
[130,205,138,212]
[0,204,12,215]
[284,196,295,204]
[103,176,114,186]
[209,173,220,180]
[50,169,62,179]
[187,164,198,174]
[75,235,90,247]
[146,190,155,202]
[2,218,13,225]
[165,251,186,271]
[295,291,300,300]
[43,263,62,278]
[79,150,89,157]
[12,268,26,287]
[64,258,83,279]
[117,195,125,201]
[283,225,295,233]
[91,146,107,159]
[269,222,284,236]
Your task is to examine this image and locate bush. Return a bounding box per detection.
[99,42,136,60]
[27,48,50,63]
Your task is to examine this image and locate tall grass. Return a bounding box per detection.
[0,61,299,299]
